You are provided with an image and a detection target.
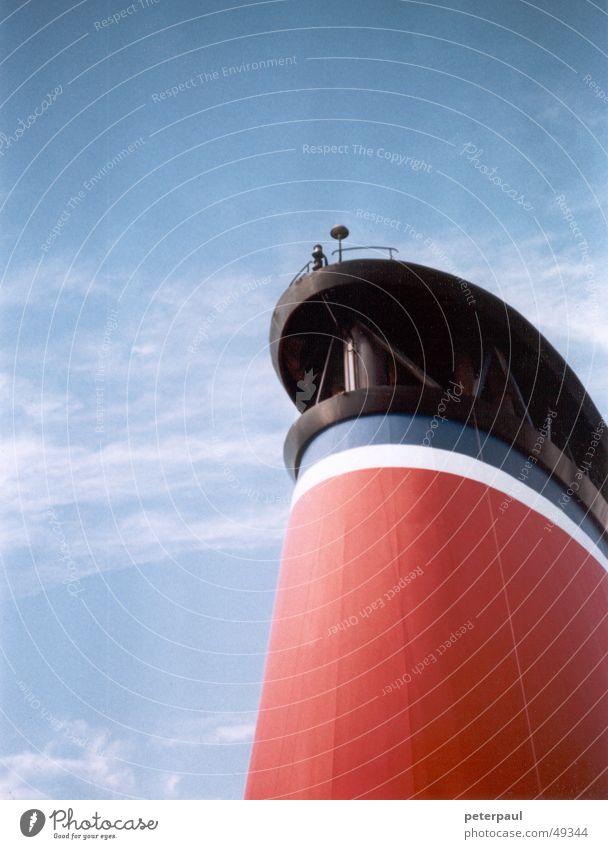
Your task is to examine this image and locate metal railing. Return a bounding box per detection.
[331,245,398,259]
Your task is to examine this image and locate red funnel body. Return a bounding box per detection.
[246,253,608,799]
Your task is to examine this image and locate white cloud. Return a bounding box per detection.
[0,772,45,800]
[156,713,257,748]
[114,502,287,562]
[163,773,181,796]
[0,258,101,309]
[0,722,135,799]
[202,723,255,744]
[0,720,192,800]
[0,273,293,592]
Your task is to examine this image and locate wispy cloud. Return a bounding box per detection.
[0,719,187,800]
[0,721,135,799]
[157,713,258,748]
[202,722,255,744]
[0,262,293,596]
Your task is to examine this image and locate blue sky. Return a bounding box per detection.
[0,0,606,799]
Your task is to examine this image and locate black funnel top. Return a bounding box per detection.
[270,253,607,534]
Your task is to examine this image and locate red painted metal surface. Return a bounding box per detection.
[246,467,608,799]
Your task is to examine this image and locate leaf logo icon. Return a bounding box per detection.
[20,809,46,837]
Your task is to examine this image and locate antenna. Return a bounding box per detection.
[330,224,349,262]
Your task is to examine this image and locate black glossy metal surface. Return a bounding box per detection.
[270,256,607,519]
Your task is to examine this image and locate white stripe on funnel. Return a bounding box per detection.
[292,444,608,571]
